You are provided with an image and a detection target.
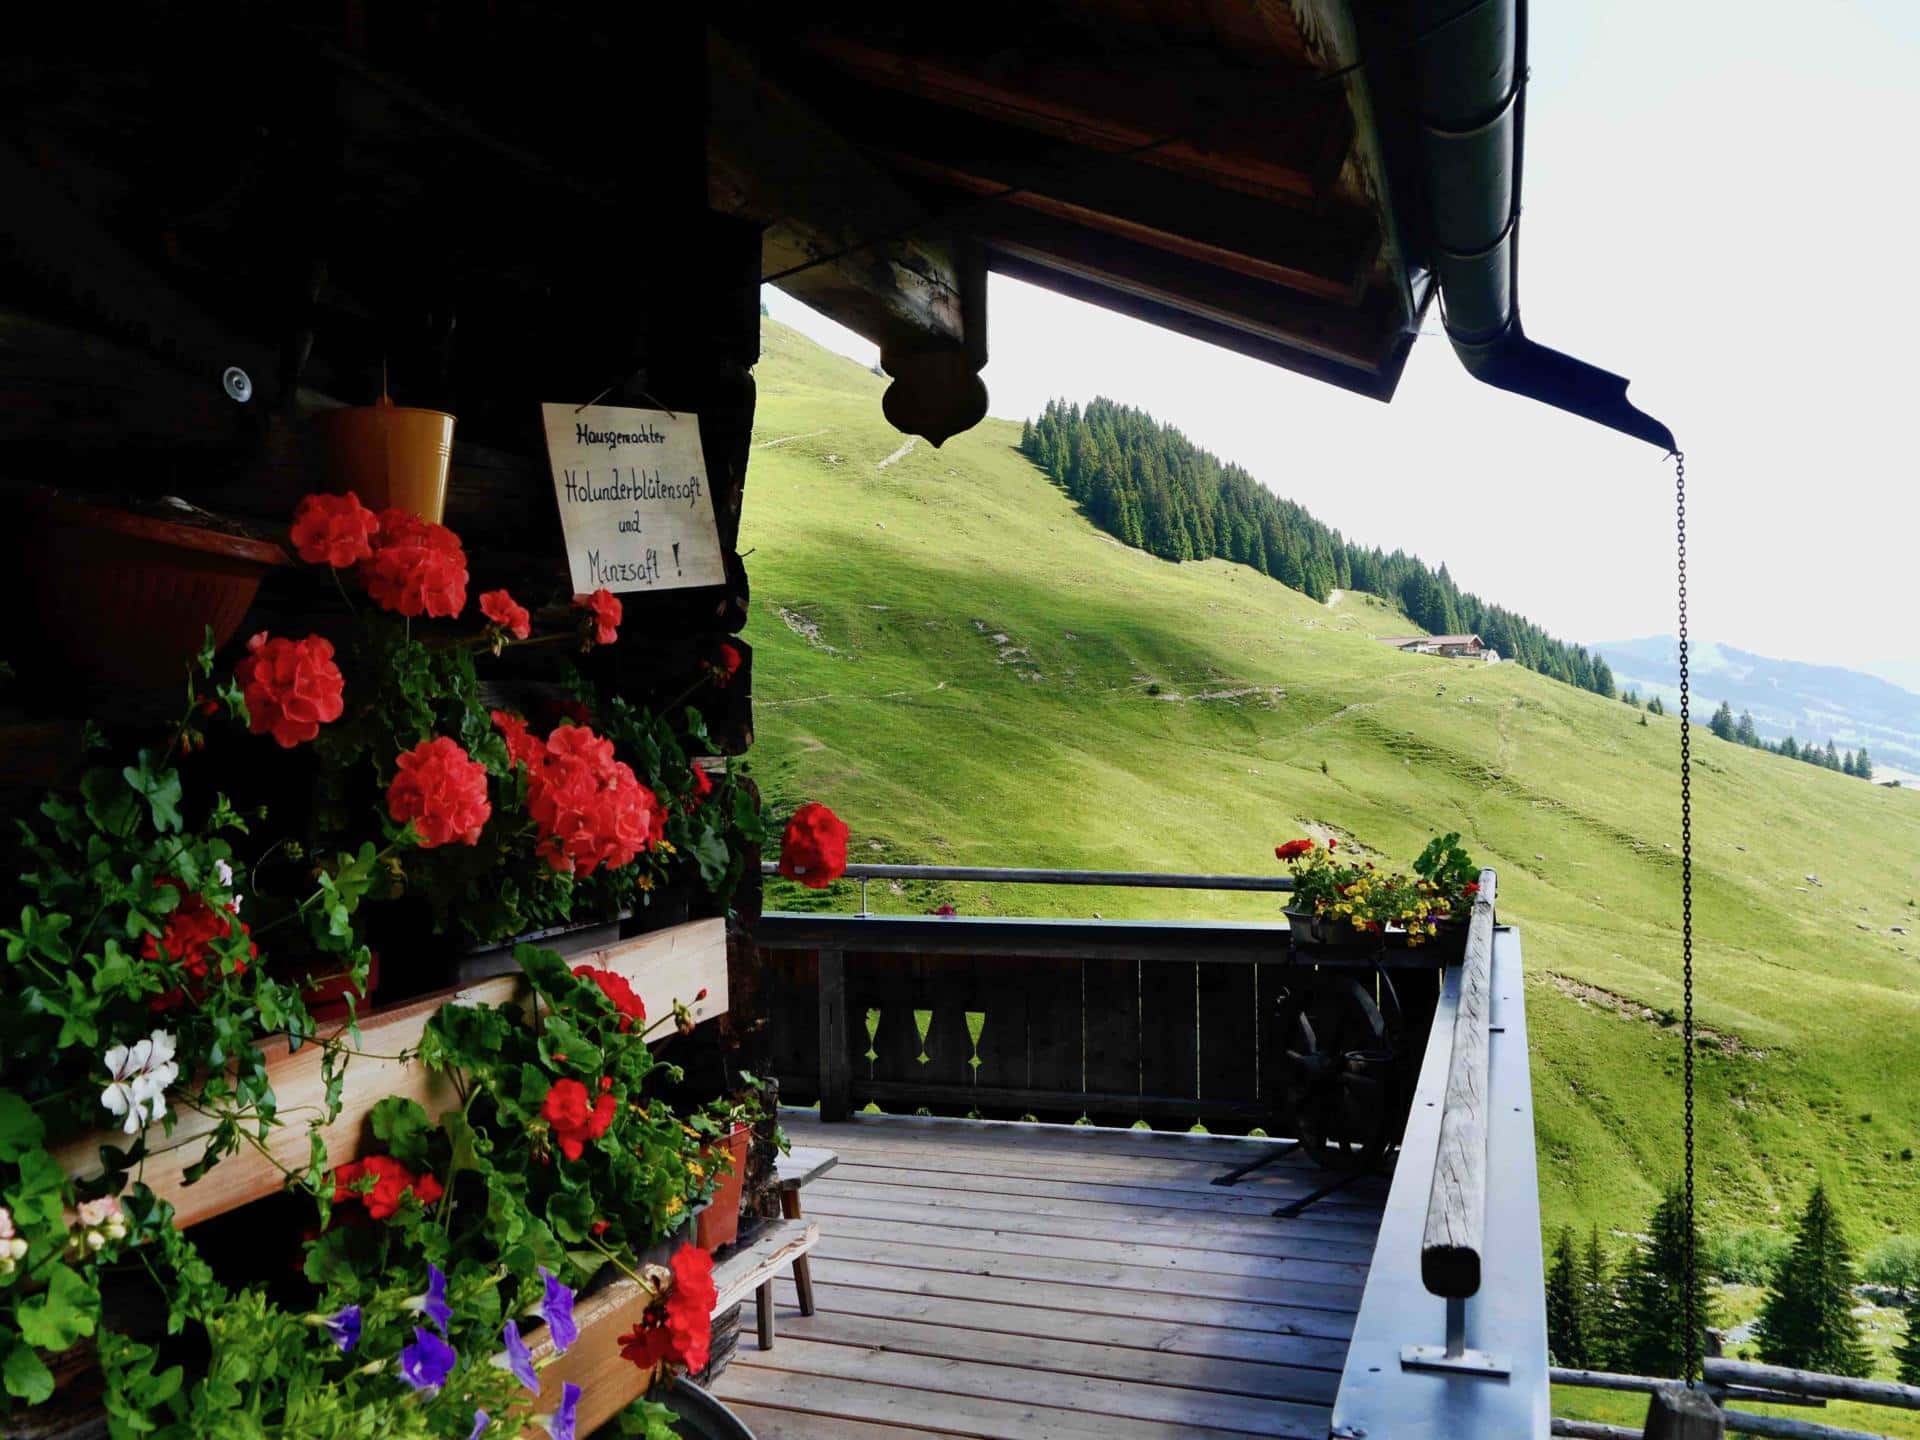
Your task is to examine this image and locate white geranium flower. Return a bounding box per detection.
[99,1030,179,1135]
[214,858,234,888]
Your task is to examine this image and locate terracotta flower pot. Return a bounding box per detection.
[695,1123,753,1253]
[11,489,286,690]
[316,397,455,523]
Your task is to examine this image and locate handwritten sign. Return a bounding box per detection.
[541,403,725,595]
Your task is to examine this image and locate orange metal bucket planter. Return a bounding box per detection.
[317,397,456,523]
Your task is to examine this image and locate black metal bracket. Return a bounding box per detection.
[1211,1140,1302,1188]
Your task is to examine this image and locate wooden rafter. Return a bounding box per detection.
[796,33,1351,207]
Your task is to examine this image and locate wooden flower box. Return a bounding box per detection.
[55,918,728,1229]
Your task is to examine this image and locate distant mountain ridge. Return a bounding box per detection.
[1595,636,1920,778]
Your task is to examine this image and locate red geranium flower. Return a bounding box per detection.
[1463,881,1480,896]
[479,588,531,641]
[360,508,468,618]
[574,964,646,1031]
[686,764,714,809]
[234,632,346,748]
[777,803,849,889]
[527,724,660,876]
[574,588,621,647]
[711,642,743,687]
[1275,839,1316,861]
[387,736,492,848]
[618,1314,675,1374]
[663,1244,717,1371]
[291,492,381,567]
[144,879,257,1010]
[542,1077,617,1161]
[333,1155,443,1220]
[491,710,547,772]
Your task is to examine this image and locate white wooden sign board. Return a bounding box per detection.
[541,403,726,595]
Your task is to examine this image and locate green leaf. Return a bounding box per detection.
[16,1263,100,1350]
[121,752,183,835]
[79,767,137,834]
[3,1341,54,1404]
[9,1147,72,1231]
[692,828,731,887]
[0,1090,46,1162]
[369,1097,434,1170]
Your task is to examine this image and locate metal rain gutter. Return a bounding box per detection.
[1414,0,1676,451]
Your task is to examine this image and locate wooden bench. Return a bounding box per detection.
[753,1146,838,1348]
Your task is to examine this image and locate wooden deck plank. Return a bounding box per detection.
[780,1110,1301,1163]
[716,1365,1273,1440]
[762,1277,1355,1371]
[812,1162,1381,1221]
[755,1302,1342,1405]
[811,1212,1369,1289]
[803,1177,1381,1246]
[810,1234,1365,1312]
[799,1188,1379,1262]
[713,1111,1385,1439]
[783,1114,1331,1176]
[723,1402,948,1439]
[779,1257,1357,1338]
[729,1338,1326,1438]
[812,1138,1369,1194]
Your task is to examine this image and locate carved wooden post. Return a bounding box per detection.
[818,950,851,1122]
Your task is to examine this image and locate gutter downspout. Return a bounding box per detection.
[1415,0,1676,451]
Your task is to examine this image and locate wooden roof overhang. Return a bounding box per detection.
[0,1,1669,468]
[712,2,1426,439]
[713,0,1674,451]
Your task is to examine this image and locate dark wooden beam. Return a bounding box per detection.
[960,204,1398,374]
[708,32,987,444]
[796,33,1349,206]
[868,129,1376,303]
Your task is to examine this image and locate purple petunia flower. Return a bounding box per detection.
[466,1412,490,1440]
[495,1318,540,1394]
[539,1267,578,1354]
[540,1382,582,1440]
[409,1263,452,1333]
[398,1327,457,1393]
[321,1304,361,1354]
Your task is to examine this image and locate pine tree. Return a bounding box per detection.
[1547,1226,1594,1367]
[1736,711,1760,747]
[1616,1183,1715,1378]
[1858,749,1874,781]
[1583,1227,1620,1369]
[1648,696,1666,717]
[1843,750,1860,778]
[1897,1299,1920,1385]
[1754,1183,1871,1377]
[1709,702,1736,741]
[1825,740,1843,771]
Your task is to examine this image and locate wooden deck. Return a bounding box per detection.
[711,1111,1389,1439]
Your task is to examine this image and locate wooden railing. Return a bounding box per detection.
[752,864,1439,1133]
[1554,1358,1920,1438]
[1330,870,1551,1437]
[1404,867,1505,1372]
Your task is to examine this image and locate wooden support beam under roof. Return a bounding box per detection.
[707,32,988,444]
[795,32,1351,207]
[975,205,1407,389]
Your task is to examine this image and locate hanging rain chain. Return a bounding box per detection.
[1673,448,1698,1384]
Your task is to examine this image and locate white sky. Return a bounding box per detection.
[763,0,1920,691]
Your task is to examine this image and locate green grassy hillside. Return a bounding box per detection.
[741,319,1920,1282]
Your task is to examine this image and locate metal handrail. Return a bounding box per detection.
[758,861,1293,890]
[759,861,1293,914]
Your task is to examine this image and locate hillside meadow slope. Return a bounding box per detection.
[740,321,1920,1259]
